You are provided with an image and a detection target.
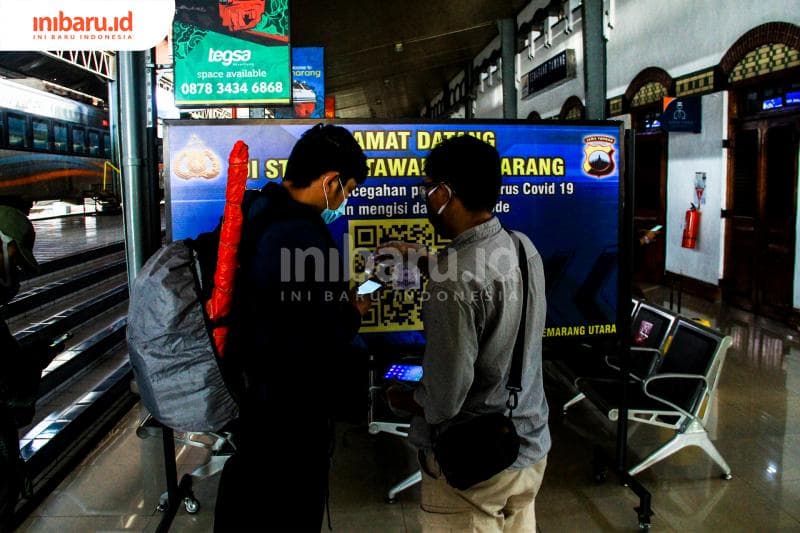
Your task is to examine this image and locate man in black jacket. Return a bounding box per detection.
[0,206,40,531]
[214,124,371,532]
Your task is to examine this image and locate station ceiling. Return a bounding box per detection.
[0,0,529,118]
[291,0,529,118]
[0,51,108,100]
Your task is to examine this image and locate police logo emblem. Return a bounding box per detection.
[582,135,616,177]
[174,135,221,180]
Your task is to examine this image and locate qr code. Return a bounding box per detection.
[348,218,448,332]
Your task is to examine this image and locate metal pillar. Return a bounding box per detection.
[581,0,607,119]
[500,18,517,119]
[107,74,121,198]
[117,51,160,282]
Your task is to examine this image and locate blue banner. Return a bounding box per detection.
[274,47,325,119]
[166,121,622,340]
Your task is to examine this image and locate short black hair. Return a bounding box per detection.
[284,124,368,187]
[424,135,502,212]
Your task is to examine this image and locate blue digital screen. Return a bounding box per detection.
[786,91,800,106]
[384,364,423,382]
[166,120,622,343]
[762,97,783,110]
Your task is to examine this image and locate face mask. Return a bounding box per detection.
[0,237,20,304]
[425,183,452,231]
[321,178,348,224]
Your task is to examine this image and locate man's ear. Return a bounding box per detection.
[320,171,341,192]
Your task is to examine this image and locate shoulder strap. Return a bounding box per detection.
[505,231,529,415]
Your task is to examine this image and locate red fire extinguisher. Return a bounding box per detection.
[682,204,700,249]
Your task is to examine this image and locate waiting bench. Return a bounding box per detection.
[559,300,733,479]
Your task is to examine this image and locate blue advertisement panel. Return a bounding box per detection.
[273,47,325,119]
[166,121,622,340]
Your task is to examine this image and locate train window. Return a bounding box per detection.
[33,118,49,150]
[88,129,101,156]
[8,114,28,149]
[54,122,68,152]
[72,126,86,154]
[103,132,111,158]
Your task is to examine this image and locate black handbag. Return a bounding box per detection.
[432,234,530,490]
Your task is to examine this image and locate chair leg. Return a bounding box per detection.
[388,470,422,501]
[629,433,688,476]
[628,420,731,478]
[693,427,732,479]
[562,392,586,414]
[190,454,232,479]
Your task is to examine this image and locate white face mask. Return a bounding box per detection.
[427,183,452,216]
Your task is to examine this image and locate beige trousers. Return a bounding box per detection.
[419,452,547,532]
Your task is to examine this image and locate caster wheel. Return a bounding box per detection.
[721,473,733,480]
[638,521,651,530]
[156,493,168,513]
[184,497,200,514]
[386,497,397,504]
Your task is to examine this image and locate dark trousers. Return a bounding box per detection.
[214,409,332,533]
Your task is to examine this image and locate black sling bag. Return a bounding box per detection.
[432,233,530,490]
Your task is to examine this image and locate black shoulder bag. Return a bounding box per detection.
[432,234,530,490]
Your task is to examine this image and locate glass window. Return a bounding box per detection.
[8,114,28,148]
[54,122,68,152]
[32,119,49,150]
[103,133,111,159]
[72,127,86,154]
[88,130,100,156]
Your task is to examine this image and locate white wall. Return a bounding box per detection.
[474,83,504,118]
[516,7,585,118]
[607,0,800,96]
[664,92,727,285]
[472,35,503,118]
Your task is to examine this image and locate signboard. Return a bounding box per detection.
[661,96,702,133]
[274,47,325,119]
[521,49,576,99]
[172,0,290,106]
[165,120,622,341]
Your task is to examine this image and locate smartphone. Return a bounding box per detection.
[650,224,663,232]
[383,364,423,382]
[357,279,383,295]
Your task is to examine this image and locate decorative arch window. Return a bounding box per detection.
[559,96,585,120]
[728,43,800,84]
[631,82,668,108]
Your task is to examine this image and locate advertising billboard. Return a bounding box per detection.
[173,0,290,106]
[273,47,325,119]
[165,121,623,341]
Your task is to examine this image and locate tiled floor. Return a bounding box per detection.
[16,286,800,532]
[31,214,124,262]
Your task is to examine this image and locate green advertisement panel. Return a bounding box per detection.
[173,0,290,106]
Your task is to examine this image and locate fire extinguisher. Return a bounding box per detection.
[682,204,700,249]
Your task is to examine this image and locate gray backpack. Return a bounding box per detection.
[127,237,239,433]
